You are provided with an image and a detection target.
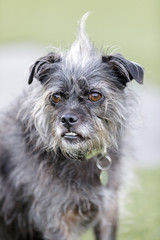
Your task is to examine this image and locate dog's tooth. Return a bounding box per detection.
[65,132,77,136]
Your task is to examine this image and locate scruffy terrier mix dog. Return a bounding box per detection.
[0,14,143,240]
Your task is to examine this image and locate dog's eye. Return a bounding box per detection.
[50,93,61,104]
[89,92,102,102]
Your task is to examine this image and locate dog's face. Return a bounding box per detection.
[27,18,143,160]
[45,71,111,160]
[28,53,143,161]
[49,84,108,160]
[29,57,112,160]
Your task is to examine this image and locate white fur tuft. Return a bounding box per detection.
[65,13,99,68]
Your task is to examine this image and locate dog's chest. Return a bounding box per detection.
[34,181,102,237]
[54,162,101,228]
[32,157,103,237]
[59,189,100,237]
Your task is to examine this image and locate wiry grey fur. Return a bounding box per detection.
[0,13,143,240]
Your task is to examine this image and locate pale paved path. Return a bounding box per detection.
[0,44,160,168]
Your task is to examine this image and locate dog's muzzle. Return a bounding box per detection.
[60,113,84,142]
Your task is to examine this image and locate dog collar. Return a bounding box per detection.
[96,154,112,186]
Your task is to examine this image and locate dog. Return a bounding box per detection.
[0,13,143,240]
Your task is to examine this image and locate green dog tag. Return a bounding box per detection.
[100,170,108,186]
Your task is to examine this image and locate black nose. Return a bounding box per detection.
[61,113,78,127]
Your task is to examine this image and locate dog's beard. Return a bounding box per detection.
[53,124,109,160]
[49,114,111,160]
[59,138,104,160]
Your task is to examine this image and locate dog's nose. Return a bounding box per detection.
[61,113,78,127]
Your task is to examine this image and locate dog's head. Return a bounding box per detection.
[27,13,144,160]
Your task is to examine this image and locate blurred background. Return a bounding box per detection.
[0,0,160,239]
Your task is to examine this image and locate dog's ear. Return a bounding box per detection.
[102,53,144,87]
[28,53,61,85]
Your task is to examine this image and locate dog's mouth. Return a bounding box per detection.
[62,132,84,141]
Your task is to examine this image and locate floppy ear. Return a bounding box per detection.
[28,52,61,85]
[102,53,144,87]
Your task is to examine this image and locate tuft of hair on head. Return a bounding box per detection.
[66,12,99,67]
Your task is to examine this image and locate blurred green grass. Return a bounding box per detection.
[81,169,160,240]
[0,0,160,84]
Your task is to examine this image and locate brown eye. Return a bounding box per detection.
[89,92,102,102]
[50,93,61,104]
